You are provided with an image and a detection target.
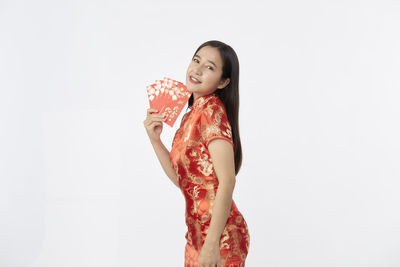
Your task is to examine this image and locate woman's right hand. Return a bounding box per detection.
[143,108,166,143]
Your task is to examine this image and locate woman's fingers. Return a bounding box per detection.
[146,108,167,119]
[147,108,157,114]
[146,110,165,120]
[147,120,162,129]
[147,108,162,116]
[144,116,165,128]
[144,113,165,123]
[144,108,166,139]
[149,115,166,123]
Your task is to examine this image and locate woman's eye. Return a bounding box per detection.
[192,58,212,70]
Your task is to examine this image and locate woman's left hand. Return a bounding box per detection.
[198,240,221,267]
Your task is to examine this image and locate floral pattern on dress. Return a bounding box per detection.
[170,93,250,267]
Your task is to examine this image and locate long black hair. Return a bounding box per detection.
[187,40,242,175]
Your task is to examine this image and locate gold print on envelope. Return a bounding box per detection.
[163,106,180,124]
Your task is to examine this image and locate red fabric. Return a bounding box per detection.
[170,93,250,267]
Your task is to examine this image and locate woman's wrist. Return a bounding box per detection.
[204,234,220,246]
[150,138,162,146]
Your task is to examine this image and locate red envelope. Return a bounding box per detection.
[146,77,191,127]
[146,79,164,109]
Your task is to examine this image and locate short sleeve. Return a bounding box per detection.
[200,102,234,148]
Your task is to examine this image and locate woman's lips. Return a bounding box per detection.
[189,75,201,84]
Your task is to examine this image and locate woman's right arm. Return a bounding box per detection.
[150,139,179,188]
[143,108,179,188]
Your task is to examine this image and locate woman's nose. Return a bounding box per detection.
[193,65,202,75]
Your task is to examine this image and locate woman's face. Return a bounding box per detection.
[185,46,230,100]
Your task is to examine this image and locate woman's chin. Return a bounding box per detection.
[185,85,195,93]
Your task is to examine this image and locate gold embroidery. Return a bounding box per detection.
[196,151,213,176]
[170,94,248,265]
[220,228,230,249]
[186,185,200,215]
[183,123,192,142]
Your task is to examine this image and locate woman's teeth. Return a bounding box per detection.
[191,76,200,83]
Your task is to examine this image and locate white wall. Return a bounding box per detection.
[1,0,399,266]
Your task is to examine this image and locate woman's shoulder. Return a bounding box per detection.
[197,94,230,127]
[204,94,227,115]
[197,93,225,112]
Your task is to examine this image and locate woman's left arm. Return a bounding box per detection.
[200,138,236,266]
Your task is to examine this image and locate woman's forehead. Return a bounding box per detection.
[195,46,223,66]
[196,46,221,61]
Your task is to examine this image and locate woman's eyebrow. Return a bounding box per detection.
[194,54,218,68]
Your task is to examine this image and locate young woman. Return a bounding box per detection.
[143,40,250,267]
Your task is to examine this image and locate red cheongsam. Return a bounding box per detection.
[170,93,250,267]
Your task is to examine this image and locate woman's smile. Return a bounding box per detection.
[189,75,201,84]
[185,45,229,100]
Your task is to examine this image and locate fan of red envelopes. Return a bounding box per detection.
[146,77,192,127]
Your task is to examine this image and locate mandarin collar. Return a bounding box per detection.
[192,93,217,111]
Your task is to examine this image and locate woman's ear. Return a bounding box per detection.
[217,78,230,89]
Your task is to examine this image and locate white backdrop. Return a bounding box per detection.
[1,0,399,266]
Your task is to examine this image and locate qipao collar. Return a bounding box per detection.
[192,93,218,111]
